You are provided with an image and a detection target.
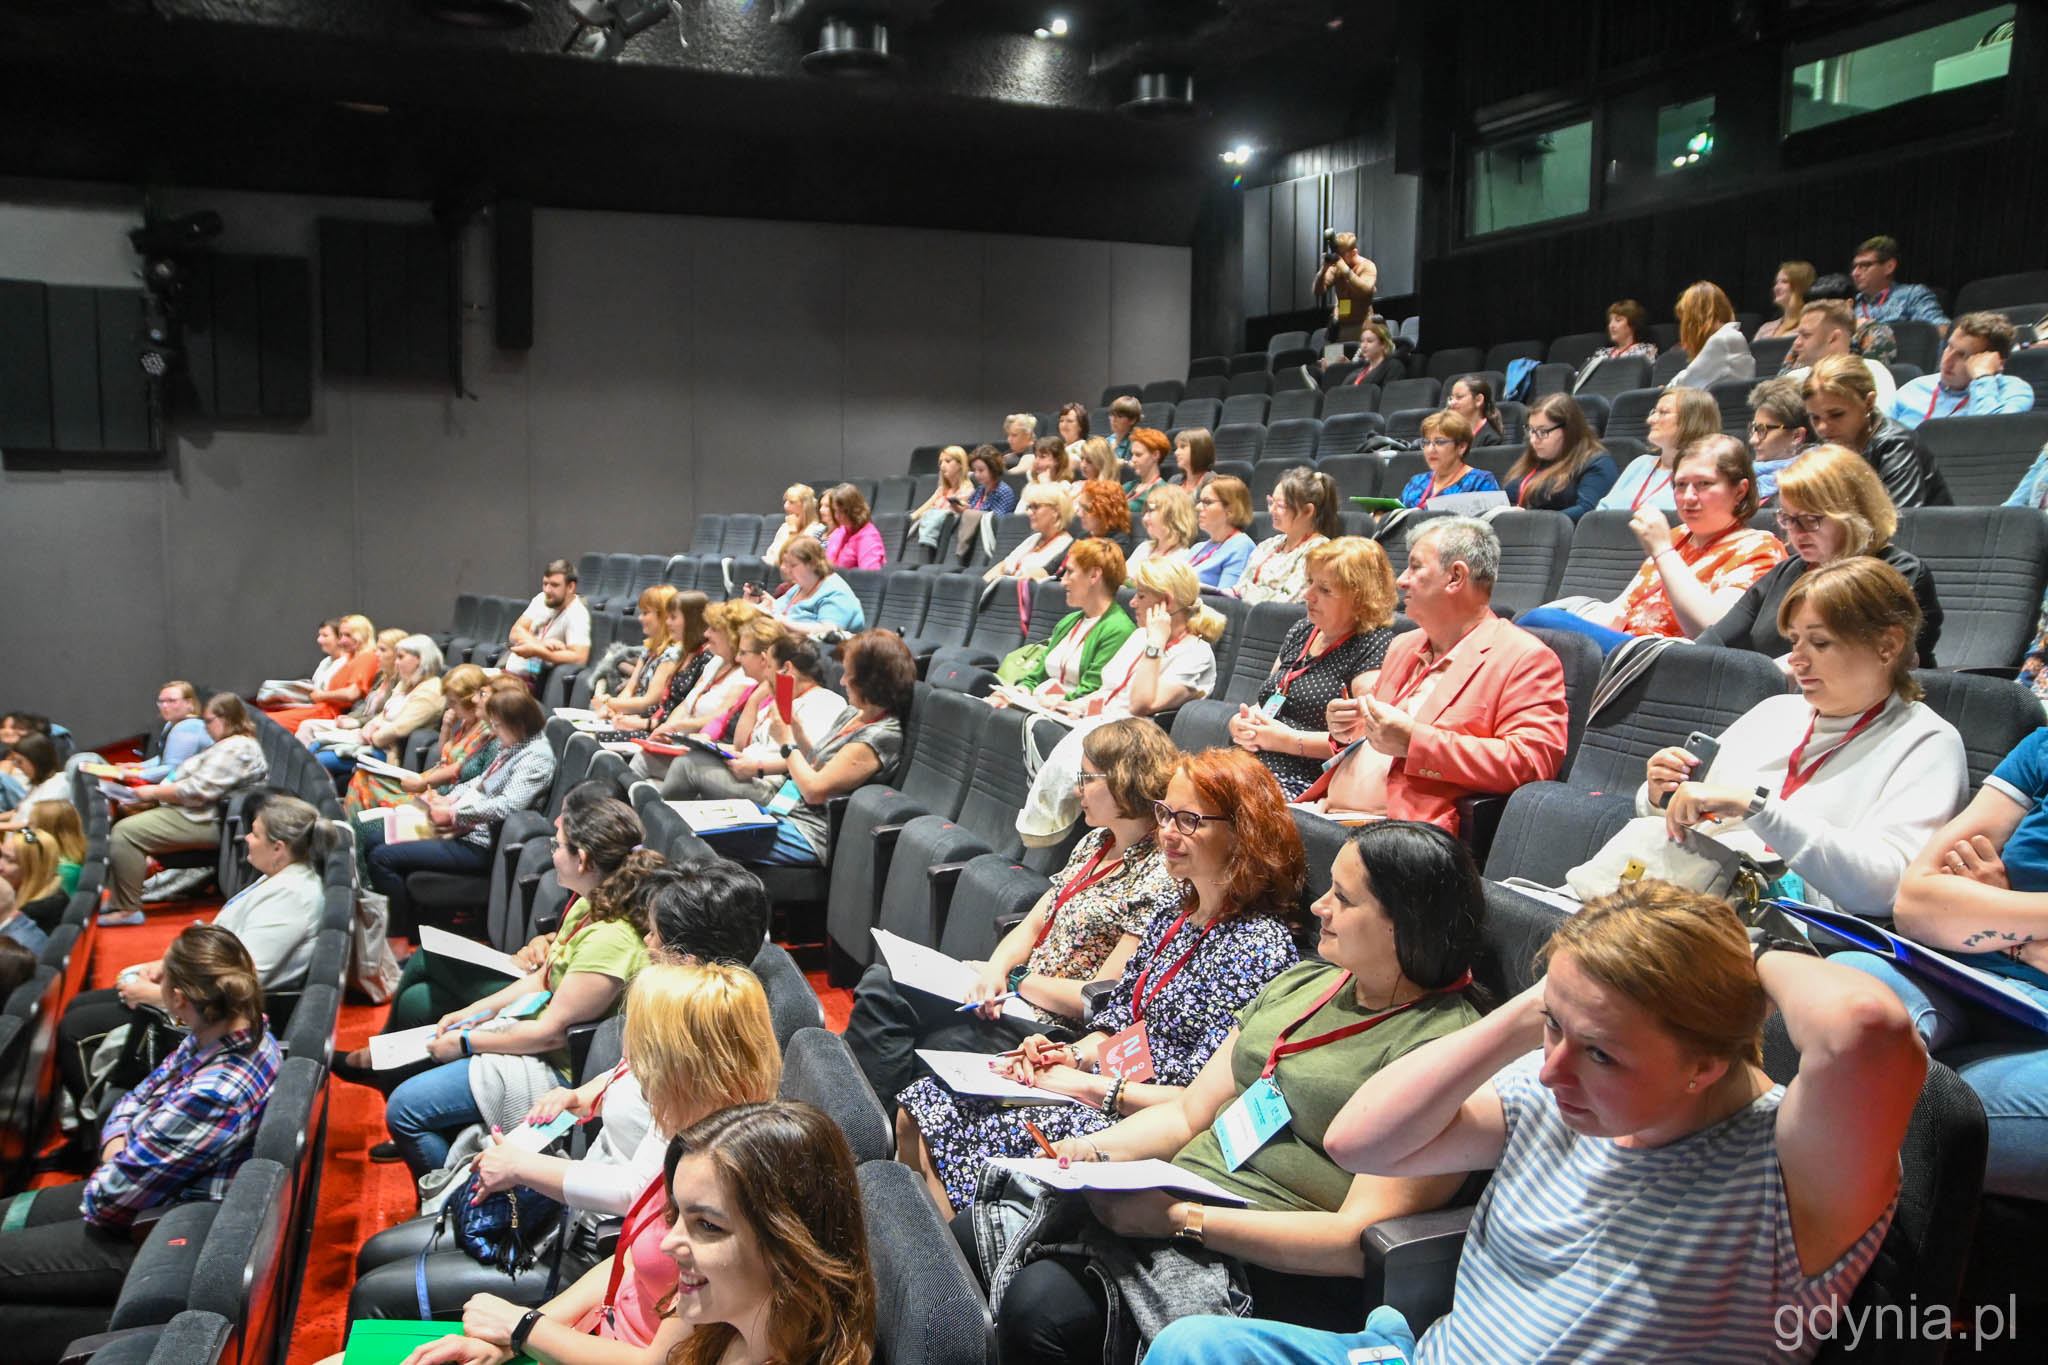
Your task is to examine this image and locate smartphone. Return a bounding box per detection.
[775,672,795,725]
[744,581,761,597]
[1656,729,1721,808]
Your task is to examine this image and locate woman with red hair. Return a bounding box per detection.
[894,747,1304,1213]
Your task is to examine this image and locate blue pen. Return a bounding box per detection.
[956,992,1016,1013]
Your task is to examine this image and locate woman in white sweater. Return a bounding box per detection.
[1642,556,1967,917]
[1666,279,1756,390]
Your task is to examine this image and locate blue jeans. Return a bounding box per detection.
[383,1057,478,1177]
[313,744,358,793]
[1834,950,2048,1198]
[1146,1307,1420,1365]
[362,821,494,937]
[1515,607,1634,656]
[703,816,822,866]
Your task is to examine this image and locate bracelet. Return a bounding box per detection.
[2005,945,2029,962]
[460,1030,474,1057]
[1101,1075,1126,1116]
[508,1308,545,1354]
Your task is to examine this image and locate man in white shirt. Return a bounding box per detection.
[1784,298,1895,406]
[506,558,592,690]
[1887,311,2035,429]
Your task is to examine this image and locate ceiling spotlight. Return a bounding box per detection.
[1049,16,1067,35]
[1219,143,1255,165]
[564,0,685,58]
[1033,26,1049,38]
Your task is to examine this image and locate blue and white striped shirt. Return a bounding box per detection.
[1415,1052,1893,1365]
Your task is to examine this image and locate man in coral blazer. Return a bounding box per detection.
[1304,517,1568,834]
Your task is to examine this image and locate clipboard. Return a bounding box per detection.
[1769,898,2048,1033]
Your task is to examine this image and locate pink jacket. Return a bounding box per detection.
[827,521,887,571]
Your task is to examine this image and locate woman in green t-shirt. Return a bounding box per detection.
[360,796,657,1178]
[959,821,1488,1364]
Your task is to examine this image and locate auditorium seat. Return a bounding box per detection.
[858,1162,994,1365]
[1378,377,1440,413]
[780,1029,892,1163]
[2003,347,2048,397]
[1889,506,2048,670]
[1213,423,1266,465]
[1271,348,1318,377]
[1495,401,1527,443]
[1651,349,1690,385]
[1602,388,1662,443]
[1468,443,1520,486]
[1563,640,1791,796]
[1261,418,1321,466]
[1547,331,1607,368]
[1383,409,1429,442]
[1708,379,1755,437]
[1173,397,1222,430]
[1752,336,1794,373]
[1956,271,2048,314]
[1219,601,1308,703]
[907,444,945,477]
[1140,379,1185,405]
[1426,347,1483,381]
[1914,412,2048,504]
[1576,393,1611,436]
[1318,411,1387,455]
[1320,384,1380,420]
[872,476,916,517]
[1914,670,2042,789]
[875,570,931,639]
[1485,339,1545,371]
[1892,320,1943,373]
[1269,388,1321,422]
[1266,329,1309,357]
[1318,452,1382,499]
[1487,511,1573,617]
[751,941,825,1049]
[1483,781,1636,893]
[1220,393,1271,427]
[1529,362,1572,399]
[939,854,1050,963]
[1183,374,1229,401]
[1140,400,1176,429]
[1188,355,1229,380]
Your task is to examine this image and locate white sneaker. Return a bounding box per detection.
[140,865,214,901]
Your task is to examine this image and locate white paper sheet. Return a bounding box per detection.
[351,753,413,780]
[500,1112,577,1153]
[368,1023,440,1070]
[871,929,1040,1023]
[990,1157,1252,1204]
[915,1049,1083,1105]
[419,924,525,980]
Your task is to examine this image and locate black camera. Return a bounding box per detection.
[1322,228,1340,265]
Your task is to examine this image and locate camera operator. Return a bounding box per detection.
[1313,230,1378,343]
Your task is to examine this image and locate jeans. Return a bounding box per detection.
[658,749,778,804]
[1833,951,2048,1198]
[703,816,820,866]
[313,744,358,792]
[362,821,494,938]
[1144,1309,1419,1365]
[1514,607,1634,656]
[383,1057,479,1177]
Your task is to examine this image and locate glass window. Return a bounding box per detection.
[1657,97,1716,175]
[1466,120,1592,237]
[1788,6,2015,134]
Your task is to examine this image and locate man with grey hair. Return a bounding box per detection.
[1304,519,1568,834]
[1003,413,1038,470]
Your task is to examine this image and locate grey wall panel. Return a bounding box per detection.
[46,285,101,451]
[839,226,986,478]
[1241,185,1271,321]
[1291,178,1322,313]
[1267,188,1295,326]
[1371,170,1421,297]
[94,288,150,452]
[0,281,52,450]
[527,209,695,560]
[692,217,848,530]
[1108,243,1191,389]
[980,235,1110,419]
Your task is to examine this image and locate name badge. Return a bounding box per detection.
[1336,298,1353,318]
[1213,1077,1292,1170]
[1099,1021,1155,1083]
[1260,693,1286,719]
[767,780,803,816]
[1348,1349,1409,1364]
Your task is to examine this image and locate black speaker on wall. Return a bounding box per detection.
[319,218,452,382]
[495,199,533,352]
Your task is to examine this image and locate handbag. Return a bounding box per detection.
[1566,816,1784,913]
[997,641,1051,686]
[334,818,402,1003]
[415,1164,571,1315]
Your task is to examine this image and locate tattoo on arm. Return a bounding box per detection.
[1960,929,2035,949]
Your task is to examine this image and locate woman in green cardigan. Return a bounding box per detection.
[992,538,1137,709]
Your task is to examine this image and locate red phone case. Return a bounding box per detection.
[775,673,795,725]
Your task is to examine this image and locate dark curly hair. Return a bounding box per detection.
[561,796,666,927]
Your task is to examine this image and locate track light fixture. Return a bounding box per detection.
[563,0,685,58]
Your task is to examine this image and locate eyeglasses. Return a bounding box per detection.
[1525,424,1562,440]
[1077,771,1106,784]
[1749,421,1788,437]
[1151,800,1233,836]
[1776,511,1829,534]
[1420,437,1460,450]
[1195,496,1219,508]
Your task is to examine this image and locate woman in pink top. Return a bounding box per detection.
[823,483,888,571]
[376,962,781,1365]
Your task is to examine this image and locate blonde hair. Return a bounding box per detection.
[1660,386,1724,459]
[1020,482,1076,525]
[937,446,967,486]
[27,800,85,864]
[1802,352,1879,409]
[780,535,831,575]
[1128,557,1226,643]
[1419,409,1473,450]
[1305,536,1398,631]
[783,484,820,528]
[1076,437,1119,483]
[1005,413,1039,437]
[1540,879,1766,1067]
[371,628,408,694]
[625,963,781,1137]
[736,613,791,657]
[442,663,489,710]
[1778,556,1924,700]
[637,585,680,656]
[1675,280,1736,359]
[1142,484,1197,552]
[1204,475,1254,530]
[6,829,64,904]
[1776,444,1897,557]
[703,600,765,652]
[339,614,375,650]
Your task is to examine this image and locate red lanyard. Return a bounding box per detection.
[1858,287,1889,321]
[1131,910,1216,1022]
[1630,465,1674,512]
[1781,700,1888,799]
[1260,969,1474,1078]
[1416,471,1466,508]
[604,1176,669,1318]
[1190,532,1237,567]
[1102,632,1186,705]
[1274,630,1352,697]
[1924,383,1970,421]
[1033,841,1127,951]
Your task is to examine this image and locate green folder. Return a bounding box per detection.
[342,1320,537,1364]
[1348,496,1402,511]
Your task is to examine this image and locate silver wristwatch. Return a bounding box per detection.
[1143,643,1163,659]
[1746,787,1769,818]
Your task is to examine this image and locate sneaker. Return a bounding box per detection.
[141,865,214,901]
[98,909,147,927]
[369,1141,404,1164]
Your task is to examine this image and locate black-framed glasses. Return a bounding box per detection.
[1525,424,1562,440]
[1776,511,1829,534]
[1151,800,1233,836]
[1750,420,1787,437]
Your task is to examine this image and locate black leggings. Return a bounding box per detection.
[56,989,141,1105]
[0,1182,141,1365]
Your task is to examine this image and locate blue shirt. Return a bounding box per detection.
[1187,531,1254,591]
[966,482,1017,516]
[1886,373,2035,429]
[1399,466,1501,508]
[1856,283,1948,327]
[1597,454,1678,514]
[1,911,47,955]
[783,573,866,632]
[137,717,213,782]
[1961,731,2048,990]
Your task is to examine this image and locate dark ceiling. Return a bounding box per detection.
[0,0,1394,244]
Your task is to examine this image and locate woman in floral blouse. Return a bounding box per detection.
[1237,467,1339,604]
[845,719,1182,1108]
[894,747,1305,1213]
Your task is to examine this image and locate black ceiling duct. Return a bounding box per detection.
[1119,70,1199,121]
[417,0,537,28]
[799,15,897,75]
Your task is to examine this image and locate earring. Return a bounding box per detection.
[1687,1078,1699,1091]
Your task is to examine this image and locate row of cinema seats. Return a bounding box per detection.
[0,709,361,1365]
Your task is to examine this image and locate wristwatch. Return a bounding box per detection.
[1745,787,1769,818]
[780,743,797,759]
[509,1308,545,1354]
[1143,642,1163,659]
[1172,1204,1206,1246]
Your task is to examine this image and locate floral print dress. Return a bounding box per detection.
[1020,829,1178,1028]
[898,897,1299,1210]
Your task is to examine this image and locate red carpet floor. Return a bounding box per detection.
[48,893,853,1363]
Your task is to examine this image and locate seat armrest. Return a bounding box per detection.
[124,1202,177,1245]
[926,860,971,945]
[1454,794,1507,864]
[57,1326,165,1365]
[993,908,1030,937]
[1959,666,2022,680]
[825,795,851,851]
[872,822,909,914]
[1361,1206,1473,1333]
[1080,979,1115,1020]
[567,1021,599,1080]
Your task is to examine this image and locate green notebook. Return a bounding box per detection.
[1348,496,1402,512]
[342,1320,537,1365]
